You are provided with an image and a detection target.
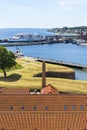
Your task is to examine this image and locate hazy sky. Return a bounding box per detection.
[0,0,87,28]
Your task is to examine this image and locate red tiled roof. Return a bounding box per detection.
[0,87,30,94]
[41,84,59,94]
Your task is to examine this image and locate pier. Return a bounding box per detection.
[0,41,49,47]
[36,58,87,70]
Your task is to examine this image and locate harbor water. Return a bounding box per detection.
[6,43,87,80]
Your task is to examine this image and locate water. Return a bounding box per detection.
[0,28,87,80]
[0,28,55,40]
[7,43,87,65]
[75,69,87,80]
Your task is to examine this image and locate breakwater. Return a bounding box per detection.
[0,41,49,46]
[36,58,87,70]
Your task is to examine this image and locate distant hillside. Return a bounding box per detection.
[48,26,87,34]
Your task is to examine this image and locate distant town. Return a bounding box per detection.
[48,26,87,34]
[47,26,87,46]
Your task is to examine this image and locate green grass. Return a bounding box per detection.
[0,57,87,94]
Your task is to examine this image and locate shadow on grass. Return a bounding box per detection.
[33,72,58,77]
[33,72,66,78]
[33,72,64,78]
[34,71,75,79]
[0,74,22,82]
[33,73,42,77]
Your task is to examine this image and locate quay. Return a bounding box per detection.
[0,39,65,47]
[0,41,49,47]
[36,58,87,70]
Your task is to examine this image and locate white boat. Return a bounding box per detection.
[76,39,87,46]
[8,33,45,42]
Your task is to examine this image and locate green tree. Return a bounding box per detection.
[0,46,16,78]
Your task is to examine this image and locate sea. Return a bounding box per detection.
[0,28,87,80]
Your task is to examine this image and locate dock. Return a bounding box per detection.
[36,58,87,70]
[0,41,49,47]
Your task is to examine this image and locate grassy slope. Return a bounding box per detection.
[0,57,87,94]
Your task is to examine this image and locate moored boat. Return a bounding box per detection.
[76,39,87,46]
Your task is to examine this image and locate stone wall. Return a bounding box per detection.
[46,71,75,79]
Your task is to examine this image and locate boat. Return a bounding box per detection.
[7,33,45,42]
[76,39,87,46]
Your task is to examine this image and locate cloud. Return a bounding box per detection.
[58,0,87,10]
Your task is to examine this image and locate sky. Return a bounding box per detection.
[0,0,87,28]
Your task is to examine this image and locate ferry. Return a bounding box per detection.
[7,33,45,42]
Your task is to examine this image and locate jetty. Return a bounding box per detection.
[0,41,49,47]
[36,58,87,70]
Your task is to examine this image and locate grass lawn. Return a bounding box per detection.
[0,57,87,94]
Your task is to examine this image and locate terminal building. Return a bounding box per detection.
[0,62,87,130]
